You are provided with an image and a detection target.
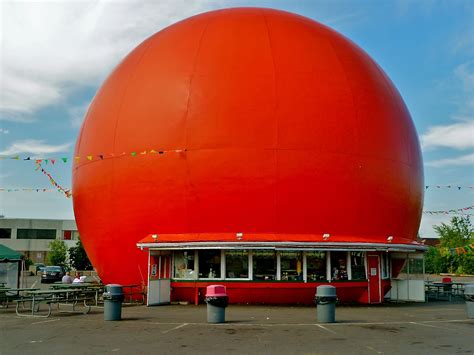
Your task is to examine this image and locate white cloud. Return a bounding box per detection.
[0,128,9,134]
[0,139,71,156]
[68,102,90,128]
[0,0,222,121]
[421,120,474,150]
[426,153,474,168]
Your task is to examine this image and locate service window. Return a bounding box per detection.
[306,251,327,281]
[331,251,348,280]
[381,253,390,279]
[225,250,249,279]
[350,252,366,280]
[173,251,196,279]
[280,251,303,281]
[198,250,221,278]
[252,250,276,281]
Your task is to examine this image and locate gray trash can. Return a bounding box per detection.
[464,284,474,319]
[205,285,228,323]
[315,285,337,323]
[103,284,124,321]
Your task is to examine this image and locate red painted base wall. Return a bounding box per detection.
[170,280,392,305]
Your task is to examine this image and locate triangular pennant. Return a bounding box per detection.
[87,155,93,161]
[62,157,68,163]
[131,152,137,157]
[140,151,147,155]
[51,159,56,165]
[98,155,104,160]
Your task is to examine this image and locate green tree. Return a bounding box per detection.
[47,240,68,267]
[425,216,474,274]
[69,238,93,271]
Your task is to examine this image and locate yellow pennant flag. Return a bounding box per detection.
[87,155,93,161]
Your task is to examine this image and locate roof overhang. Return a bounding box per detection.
[137,241,427,253]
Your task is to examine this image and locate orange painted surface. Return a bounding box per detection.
[73,8,423,285]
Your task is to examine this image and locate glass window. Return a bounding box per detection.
[381,253,389,279]
[280,251,303,281]
[306,251,327,281]
[350,252,366,280]
[17,229,56,240]
[173,251,196,279]
[252,250,276,281]
[225,250,249,278]
[0,228,11,239]
[198,250,221,278]
[330,251,348,280]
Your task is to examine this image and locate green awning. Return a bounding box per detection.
[0,244,23,261]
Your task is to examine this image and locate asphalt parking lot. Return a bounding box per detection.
[1,299,473,355]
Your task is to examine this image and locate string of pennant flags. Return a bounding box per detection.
[440,243,474,256]
[422,205,474,215]
[34,161,72,198]
[0,148,187,164]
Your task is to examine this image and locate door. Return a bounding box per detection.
[367,254,382,304]
[147,252,171,306]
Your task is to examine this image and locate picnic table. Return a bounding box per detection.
[51,283,105,306]
[1,287,40,308]
[122,284,145,304]
[425,282,453,301]
[15,288,96,317]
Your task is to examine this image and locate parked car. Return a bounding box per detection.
[41,266,66,283]
[33,263,46,275]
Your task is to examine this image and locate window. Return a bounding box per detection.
[225,250,249,279]
[252,250,276,281]
[63,230,72,240]
[198,250,221,278]
[0,228,11,239]
[381,253,390,279]
[350,252,366,280]
[330,251,348,280]
[280,251,303,281]
[17,229,56,240]
[306,251,327,281]
[173,251,196,279]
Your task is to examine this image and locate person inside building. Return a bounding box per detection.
[62,271,73,284]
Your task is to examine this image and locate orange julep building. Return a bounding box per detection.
[73,8,425,305]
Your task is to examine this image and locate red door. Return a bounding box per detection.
[367,254,381,304]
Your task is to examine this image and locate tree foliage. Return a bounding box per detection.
[425,216,474,275]
[68,238,93,271]
[47,240,68,267]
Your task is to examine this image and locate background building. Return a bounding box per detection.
[0,218,78,263]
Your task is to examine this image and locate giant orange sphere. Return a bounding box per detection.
[73,8,423,285]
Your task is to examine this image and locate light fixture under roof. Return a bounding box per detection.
[323,233,330,240]
[387,235,393,243]
[236,232,243,240]
[152,234,158,240]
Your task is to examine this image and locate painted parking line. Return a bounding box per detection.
[315,324,337,334]
[161,323,189,334]
[31,318,61,325]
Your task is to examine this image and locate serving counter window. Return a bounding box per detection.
[350,252,366,280]
[198,250,221,278]
[173,251,196,279]
[225,250,249,278]
[331,251,348,280]
[252,250,276,281]
[306,251,327,281]
[280,251,303,281]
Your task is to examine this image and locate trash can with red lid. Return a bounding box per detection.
[205,285,228,323]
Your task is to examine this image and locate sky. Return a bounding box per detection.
[0,0,473,238]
